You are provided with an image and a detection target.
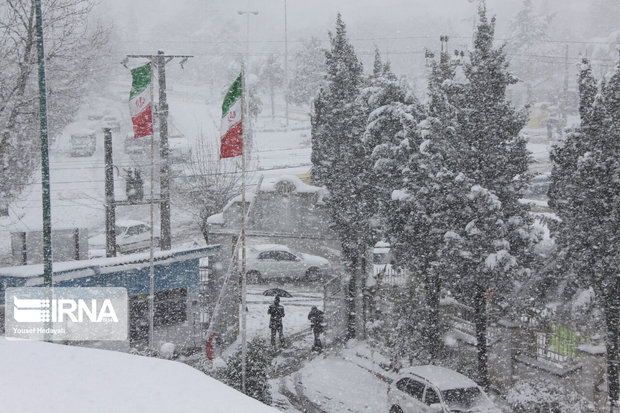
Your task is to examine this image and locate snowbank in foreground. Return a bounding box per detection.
[0,337,278,413]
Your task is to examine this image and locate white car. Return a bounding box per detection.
[88,220,159,257]
[387,365,501,413]
[245,244,331,283]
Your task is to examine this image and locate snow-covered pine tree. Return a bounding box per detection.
[383,47,462,361]
[448,5,532,389]
[288,37,326,106]
[549,56,620,409]
[311,14,374,339]
[258,54,284,120]
[361,49,422,229]
[222,337,273,405]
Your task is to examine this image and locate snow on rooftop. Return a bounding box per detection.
[0,246,216,279]
[0,337,278,413]
[400,365,477,391]
[259,175,325,195]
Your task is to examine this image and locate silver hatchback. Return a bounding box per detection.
[387,365,501,413]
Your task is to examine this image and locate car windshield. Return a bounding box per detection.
[115,226,128,235]
[441,387,488,411]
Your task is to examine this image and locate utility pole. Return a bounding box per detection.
[125,52,193,251]
[561,44,569,129]
[156,50,171,251]
[103,128,116,257]
[34,0,52,288]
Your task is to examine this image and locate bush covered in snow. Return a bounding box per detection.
[221,337,273,405]
[506,379,594,413]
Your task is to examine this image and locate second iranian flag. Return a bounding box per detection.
[129,62,153,139]
[220,74,243,158]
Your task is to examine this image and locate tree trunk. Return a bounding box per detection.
[604,277,620,410]
[474,283,489,390]
[346,253,358,339]
[270,85,275,120]
[425,272,441,360]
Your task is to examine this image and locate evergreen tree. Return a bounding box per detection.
[361,49,421,227]
[383,47,461,361]
[288,37,326,106]
[548,56,620,409]
[258,54,284,120]
[311,14,373,338]
[450,6,532,388]
[507,0,553,106]
[222,337,273,405]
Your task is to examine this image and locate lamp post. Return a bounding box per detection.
[284,0,289,128]
[237,10,258,396]
[237,10,258,64]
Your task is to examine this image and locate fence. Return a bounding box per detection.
[323,275,348,344]
[439,302,609,410]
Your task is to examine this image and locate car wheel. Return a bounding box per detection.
[305,267,322,282]
[246,270,264,284]
[389,406,403,413]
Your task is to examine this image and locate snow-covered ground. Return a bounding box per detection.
[0,336,279,413]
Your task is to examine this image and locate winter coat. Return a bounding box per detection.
[308,308,325,333]
[268,304,285,329]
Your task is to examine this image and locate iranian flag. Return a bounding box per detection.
[129,63,153,139]
[220,74,243,158]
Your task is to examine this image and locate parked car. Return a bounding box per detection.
[245,244,331,283]
[70,129,96,157]
[168,134,192,162]
[102,115,121,133]
[88,220,159,257]
[387,365,501,413]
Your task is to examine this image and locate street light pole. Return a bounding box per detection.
[236,9,258,396]
[284,0,289,128]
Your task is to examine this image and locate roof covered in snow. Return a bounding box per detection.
[0,337,279,413]
[0,246,219,279]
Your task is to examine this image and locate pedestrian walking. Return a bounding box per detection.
[308,306,324,351]
[268,296,285,349]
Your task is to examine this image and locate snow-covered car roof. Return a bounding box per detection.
[248,244,293,253]
[399,365,477,391]
[115,219,151,228]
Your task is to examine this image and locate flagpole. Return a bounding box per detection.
[240,62,248,395]
[148,58,156,350]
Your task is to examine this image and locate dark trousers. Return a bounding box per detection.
[312,328,322,349]
[271,325,284,347]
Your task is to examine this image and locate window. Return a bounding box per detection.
[396,378,410,392]
[441,387,483,410]
[126,225,148,236]
[276,251,298,261]
[115,226,128,236]
[424,387,440,405]
[396,378,425,400]
[154,287,188,327]
[258,251,277,260]
[405,380,426,400]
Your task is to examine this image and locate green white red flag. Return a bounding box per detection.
[129,63,153,139]
[220,74,243,158]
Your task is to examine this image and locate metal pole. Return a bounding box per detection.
[104,128,117,257]
[236,10,257,395]
[240,63,247,395]
[34,0,52,288]
[157,50,171,251]
[284,0,289,128]
[149,58,156,350]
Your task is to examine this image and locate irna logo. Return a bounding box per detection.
[13,296,119,323]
